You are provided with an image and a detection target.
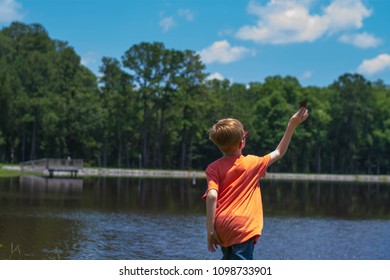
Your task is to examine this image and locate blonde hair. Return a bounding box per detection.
[208,118,244,154]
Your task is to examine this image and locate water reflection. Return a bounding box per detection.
[4,176,389,219]
[262,180,390,219]
[0,176,389,259]
[20,175,83,192]
[80,177,204,213]
[19,175,83,201]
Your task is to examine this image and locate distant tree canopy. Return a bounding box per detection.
[1,22,389,174]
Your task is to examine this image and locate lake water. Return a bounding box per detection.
[0,175,389,260]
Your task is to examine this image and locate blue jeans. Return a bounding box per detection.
[221,237,255,260]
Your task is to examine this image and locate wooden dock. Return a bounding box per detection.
[20,158,83,177]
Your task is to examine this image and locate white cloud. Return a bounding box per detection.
[178,9,194,21]
[301,70,313,80]
[339,32,382,48]
[357,54,390,76]
[159,16,176,33]
[236,0,326,44]
[81,52,99,67]
[206,72,225,81]
[159,8,194,33]
[199,40,255,64]
[235,0,373,45]
[0,0,24,23]
[324,0,371,33]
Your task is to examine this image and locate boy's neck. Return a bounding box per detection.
[223,150,242,157]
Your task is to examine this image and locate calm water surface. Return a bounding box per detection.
[0,176,389,260]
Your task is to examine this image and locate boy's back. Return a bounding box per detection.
[204,154,270,247]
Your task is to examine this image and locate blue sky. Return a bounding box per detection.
[1,0,389,87]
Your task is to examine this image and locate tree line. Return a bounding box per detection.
[0,22,389,174]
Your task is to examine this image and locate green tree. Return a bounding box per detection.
[170,50,207,169]
[300,86,331,173]
[122,42,169,168]
[1,22,57,160]
[328,73,374,173]
[0,22,101,164]
[67,66,102,164]
[99,56,137,167]
[371,80,390,173]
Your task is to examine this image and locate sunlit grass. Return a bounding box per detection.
[0,165,24,177]
[0,164,41,178]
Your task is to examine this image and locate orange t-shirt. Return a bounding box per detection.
[203,154,270,247]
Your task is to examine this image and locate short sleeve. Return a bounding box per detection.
[202,164,219,200]
[258,154,271,178]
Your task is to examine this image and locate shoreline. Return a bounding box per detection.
[2,165,390,183]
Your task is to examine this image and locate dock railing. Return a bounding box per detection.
[20,158,83,177]
[20,158,49,172]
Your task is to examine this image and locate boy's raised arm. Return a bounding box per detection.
[269,106,309,165]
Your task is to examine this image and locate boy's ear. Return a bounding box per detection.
[239,139,245,150]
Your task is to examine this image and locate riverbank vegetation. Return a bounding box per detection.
[0,22,389,174]
[0,165,24,177]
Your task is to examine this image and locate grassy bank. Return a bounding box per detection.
[0,165,26,178]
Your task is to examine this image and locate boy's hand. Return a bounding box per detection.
[269,105,309,165]
[207,231,221,252]
[290,106,309,127]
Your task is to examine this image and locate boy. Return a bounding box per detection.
[203,106,309,260]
